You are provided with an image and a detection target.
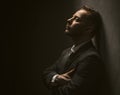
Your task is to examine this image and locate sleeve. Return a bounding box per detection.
[42,49,68,88]
[57,55,101,95]
[51,74,59,83]
[43,63,59,88]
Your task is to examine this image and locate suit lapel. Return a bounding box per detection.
[63,41,93,73]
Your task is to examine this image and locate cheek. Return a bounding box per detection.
[69,22,87,36]
[71,22,80,28]
[70,22,82,32]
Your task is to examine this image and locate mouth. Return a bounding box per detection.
[65,26,71,33]
[66,25,70,30]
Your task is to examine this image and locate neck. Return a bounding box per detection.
[72,36,90,46]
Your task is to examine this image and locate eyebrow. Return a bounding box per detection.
[74,16,80,18]
[72,15,80,19]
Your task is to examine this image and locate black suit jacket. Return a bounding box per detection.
[43,40,106,95]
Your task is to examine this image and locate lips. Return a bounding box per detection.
[66,25,70,30]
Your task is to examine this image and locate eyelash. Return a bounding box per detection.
[75,17,81,22]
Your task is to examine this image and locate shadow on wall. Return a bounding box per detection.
[94,15,113,95]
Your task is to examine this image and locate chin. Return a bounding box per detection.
[64,30,73,37]
[65,29,69,33]
[64,29,70,34]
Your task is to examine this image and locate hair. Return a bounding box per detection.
[80,5,102,37]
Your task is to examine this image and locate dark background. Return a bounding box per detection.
[1,0,120,95]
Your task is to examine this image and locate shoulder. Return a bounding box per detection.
[86,46,100,58]
[76,46,102,66]
[82,47,103,66]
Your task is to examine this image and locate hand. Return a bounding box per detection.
[56,68,75,85]
[62,68,75,77]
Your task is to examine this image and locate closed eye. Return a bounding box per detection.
[74,16,81,22]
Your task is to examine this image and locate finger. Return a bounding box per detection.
[59,76,71,81]
[64,78,71,81]
[66,68,75,75]
[62,77,71,81]
[63,74,71,79]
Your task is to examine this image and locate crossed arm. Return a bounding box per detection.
[51,68,75,86]
[43,56,100,94]
[44,57,98,86]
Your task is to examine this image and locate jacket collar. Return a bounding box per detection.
[70,40,93,54]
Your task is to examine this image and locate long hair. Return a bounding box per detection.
[80,5,102,50]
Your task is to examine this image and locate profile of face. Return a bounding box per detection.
[65,9,92,37]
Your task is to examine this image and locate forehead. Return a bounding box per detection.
[73,9,88,18]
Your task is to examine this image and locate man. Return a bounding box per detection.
[43,6,104,95]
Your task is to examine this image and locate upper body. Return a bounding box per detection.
[43,6,104,95]
[43,40,105,95]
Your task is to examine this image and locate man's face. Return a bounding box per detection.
[65,9,90,36]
